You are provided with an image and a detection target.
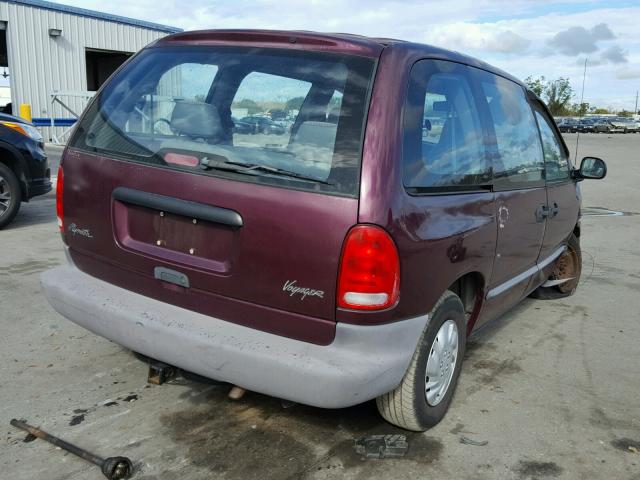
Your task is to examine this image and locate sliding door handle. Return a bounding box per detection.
[535,204,549,222]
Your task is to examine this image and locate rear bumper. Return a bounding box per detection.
[40,261,428,408]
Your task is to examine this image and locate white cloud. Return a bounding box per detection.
[615,69,640,80]
[600,45,628,64]
[424,24,530,54]
[49,0,640,109]
[546,23,614,56]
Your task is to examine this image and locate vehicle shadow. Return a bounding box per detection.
[4,193,56,231]
[148,373,444,480]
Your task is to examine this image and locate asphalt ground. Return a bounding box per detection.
[1,133,639,479]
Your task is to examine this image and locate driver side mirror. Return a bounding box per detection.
[575,156,607,180]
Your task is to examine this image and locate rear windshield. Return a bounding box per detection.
[70,46,376,197]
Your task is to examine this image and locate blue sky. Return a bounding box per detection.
[55,0,640,111]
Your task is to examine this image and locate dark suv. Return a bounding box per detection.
[41,30,606,431]
[238,116,286,135]
[557,118,579,133]
[0,113,51,228]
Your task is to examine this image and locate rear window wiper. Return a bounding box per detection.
[199,157,262,177]
[201,157,331,185]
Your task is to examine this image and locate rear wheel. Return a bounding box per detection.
[530,233,581,300]
[0,163,21,229]
[376,291,466,431]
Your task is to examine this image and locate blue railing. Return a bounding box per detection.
[32,118,77,127]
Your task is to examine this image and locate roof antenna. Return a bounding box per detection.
[574,58,587,164]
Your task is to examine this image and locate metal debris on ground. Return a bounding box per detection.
[10,419,134,480]
[147,360,178,385]
[354,434,409,459]
[460,436,488,446]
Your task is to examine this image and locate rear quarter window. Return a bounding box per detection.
[402,59,491,193]
[70,46,375,197]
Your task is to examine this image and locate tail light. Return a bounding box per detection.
[337,225,400,310]
[56,166,64,236]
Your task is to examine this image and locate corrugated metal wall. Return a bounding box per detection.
[0,1,171,141]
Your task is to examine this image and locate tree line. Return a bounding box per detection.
[524,76,636,117]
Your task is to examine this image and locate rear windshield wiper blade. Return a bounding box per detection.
[222,159,332,185]
[250,164,332,185]
[199,157,331,185]
[199,157,262,176]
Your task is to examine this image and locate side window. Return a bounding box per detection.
[126,63,219,135]
[231,72,313,149]
[534,111,571,182]
[481,76,545,188]
[402,60,490,191]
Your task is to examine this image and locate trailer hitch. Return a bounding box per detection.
[10,419,133,479]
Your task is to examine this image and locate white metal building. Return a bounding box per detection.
[0,0,181,141]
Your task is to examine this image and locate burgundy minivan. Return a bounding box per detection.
[41,30,606,431]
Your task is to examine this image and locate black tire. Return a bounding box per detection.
[376,291,467,431]
[0,163,21,229]
[530,233,582,300]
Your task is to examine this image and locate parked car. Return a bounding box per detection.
[239,116,286,135]
[577,118,595,133]
[592,119,612,133]
[41,30,607,431]
[607,119,626,133]
[610,117,638,133]
[0,112,51,228]
[267,109,288,121]
[557,118,579,133]
[231,116,255,134]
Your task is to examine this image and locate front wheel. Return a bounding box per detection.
[0,163,21,229]
[376,291,466,431]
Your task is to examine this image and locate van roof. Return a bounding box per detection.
[156,29,524,87]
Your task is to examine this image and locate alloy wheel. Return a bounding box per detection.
[0,175,12,217]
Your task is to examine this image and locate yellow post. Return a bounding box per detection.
[19,103,32,123]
